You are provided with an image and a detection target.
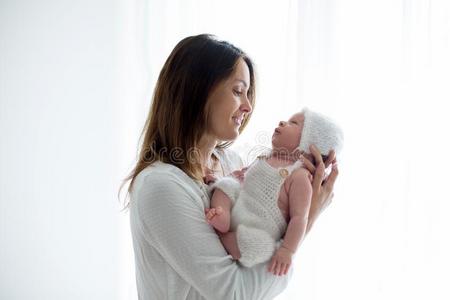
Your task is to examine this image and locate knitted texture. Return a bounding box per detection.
[297,107,344,158]
[129,148,293,299]
[207,176,241,205]
[212,157,302,267]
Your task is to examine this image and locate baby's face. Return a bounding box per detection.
[272,112,305,152]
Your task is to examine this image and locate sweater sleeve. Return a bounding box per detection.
[230,149,244,170]
[134,170,292,300]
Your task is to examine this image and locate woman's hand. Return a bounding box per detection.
[300,145,339,233]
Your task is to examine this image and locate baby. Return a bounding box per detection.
[204,107,344,275]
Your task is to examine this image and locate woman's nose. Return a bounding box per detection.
[240,94,252,114]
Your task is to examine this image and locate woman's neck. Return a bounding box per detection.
[197,134,218,170]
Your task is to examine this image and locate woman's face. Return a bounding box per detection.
[206,58,252,141]
[272,112,305,152]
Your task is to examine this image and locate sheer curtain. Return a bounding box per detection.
[118,0,450,299]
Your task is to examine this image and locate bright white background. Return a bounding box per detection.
[1,0,449,299]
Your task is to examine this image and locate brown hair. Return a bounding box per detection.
[119,34,256,210]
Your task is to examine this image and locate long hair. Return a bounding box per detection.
[119,34,256,210]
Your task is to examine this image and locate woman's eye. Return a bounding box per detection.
[233,90,243,96]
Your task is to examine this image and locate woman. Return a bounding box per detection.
[122,34,338,300]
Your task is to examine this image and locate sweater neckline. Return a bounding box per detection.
[259,156,303,177]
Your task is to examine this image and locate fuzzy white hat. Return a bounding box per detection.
[297,107,344,158]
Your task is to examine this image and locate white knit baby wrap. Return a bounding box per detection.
[209,157,303,267]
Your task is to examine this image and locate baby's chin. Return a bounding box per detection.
[271,144,300,155]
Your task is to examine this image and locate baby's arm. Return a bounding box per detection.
[281,168,313,253]
[206,188,233,233]
[268,169,312,275]
[206,167,247,236]
[206,168,246,233]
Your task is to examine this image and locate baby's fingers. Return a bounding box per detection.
[274,262,282,276]
[280,263,290,275]
[277,263,285,276]
[284,263,291,275]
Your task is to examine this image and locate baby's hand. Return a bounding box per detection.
[231,167,248,183]
[267,246,293,276]
[203,173,217,185]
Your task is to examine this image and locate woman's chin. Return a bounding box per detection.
[217,129,239,142]
[230,129,241,140]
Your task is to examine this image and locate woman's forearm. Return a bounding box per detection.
[305,205,320,236]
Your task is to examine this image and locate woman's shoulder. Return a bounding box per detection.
[214,147,244,172]
[131,161,194,195]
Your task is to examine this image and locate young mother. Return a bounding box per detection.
[123,34,338,299]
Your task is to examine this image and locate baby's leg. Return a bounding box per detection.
[219,231,241,260]
[205,189,232,233]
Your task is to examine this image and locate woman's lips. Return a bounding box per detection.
[232,116,243,126]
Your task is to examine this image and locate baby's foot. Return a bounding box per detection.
[205,206,230,233]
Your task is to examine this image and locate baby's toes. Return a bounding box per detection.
[206,208,216,220]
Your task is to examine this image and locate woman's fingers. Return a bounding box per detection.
[301,147,337,172]
[324,149,336,169]
[312,160,326,192]
[309,144,324,165]
[323,164,339,193]
[300,156,315,173]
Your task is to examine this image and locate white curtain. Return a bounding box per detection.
[5,0,447,299]
[118,0,450,299]
[1,0,121,299]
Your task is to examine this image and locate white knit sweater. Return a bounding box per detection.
[129,148,293,300]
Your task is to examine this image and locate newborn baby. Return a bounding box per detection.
[204,107,344,275]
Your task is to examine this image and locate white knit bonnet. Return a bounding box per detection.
[297,107,344,158]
